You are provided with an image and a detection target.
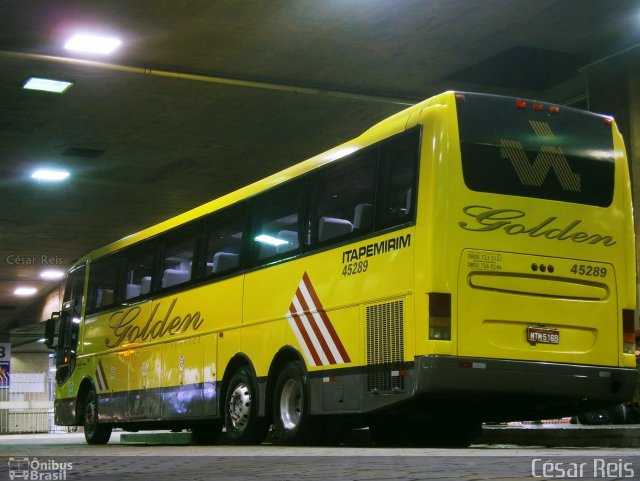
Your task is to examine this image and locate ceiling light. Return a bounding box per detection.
[31,168,70,182]
[64,34,121,55]
[14,287,37,296]
[23,77,73,94]
[40,269,65,280]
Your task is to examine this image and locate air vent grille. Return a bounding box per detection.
[366,299,405,392]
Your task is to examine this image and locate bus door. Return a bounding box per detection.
[46,265,85,385]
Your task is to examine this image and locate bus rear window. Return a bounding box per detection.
[456,93,615,207]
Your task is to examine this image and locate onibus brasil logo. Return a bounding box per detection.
[8,457,72,480]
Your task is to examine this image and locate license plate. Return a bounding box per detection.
[527,327,560,344]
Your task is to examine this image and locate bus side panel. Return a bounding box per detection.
[93,351,129,422]
[154,277,243,418]
[161,336,204,419]
[243,228,414,413]
[128,345,163,419]
[202,333,218,416]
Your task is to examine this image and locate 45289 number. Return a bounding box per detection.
[342,260,368,277]
[570,264,607,277]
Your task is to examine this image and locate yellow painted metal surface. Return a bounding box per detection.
[55,91,636,419]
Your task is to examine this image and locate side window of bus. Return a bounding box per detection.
[376,129,420,228]
[308,149,376,245]
[159,227,196,290]
[63,265,85,319]
[204,206,245,276]
[87,255,121,313]
[249,181,304,265]
[60,265,85,350]
[124,244,155,300]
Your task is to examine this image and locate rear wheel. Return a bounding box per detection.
[83,388,112,445]
[224,368,269,444]
[273,361,319,445]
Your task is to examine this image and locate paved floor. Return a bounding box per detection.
[0,432,638,480]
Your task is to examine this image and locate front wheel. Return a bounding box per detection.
[83,388,111,445]
[224,368,269,444]
[272,361,319,445]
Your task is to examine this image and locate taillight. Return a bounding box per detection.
[429,293,451,340]
[623,309,635,354]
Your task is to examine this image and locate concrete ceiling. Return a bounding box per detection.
[1,0,639,331]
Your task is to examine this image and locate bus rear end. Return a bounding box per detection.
[421,92,637,421]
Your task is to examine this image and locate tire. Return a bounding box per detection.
[272,361,319,445]
[83,388,112,445]
[224,368,269,444]
[191,422,222,445]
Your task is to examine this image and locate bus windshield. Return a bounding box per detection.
[457,93,615,207]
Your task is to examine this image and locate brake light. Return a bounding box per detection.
[515,100,527,109]
[623,309,635,354]
[533,103,544,111]
[549,105,560,114]
[429,293,451,340]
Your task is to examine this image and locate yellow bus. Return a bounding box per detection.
[45,91,637,447]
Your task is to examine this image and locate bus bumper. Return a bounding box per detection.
[413,355,638,415]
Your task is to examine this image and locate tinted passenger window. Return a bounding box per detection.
[124,245,155,299]
[204,206,245,276]
[308,150,376,245]
[63,265,85,318]
[376,129,419,228]
[160,227,196,289]
[88,255,120,312]
[250,181,303,264]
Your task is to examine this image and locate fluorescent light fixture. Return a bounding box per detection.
[23,77,73,94]
[14,287,37,296]
[31,168,70,182]
[64,34,121,55]
[40,269,65,280]
[254,234,289,246]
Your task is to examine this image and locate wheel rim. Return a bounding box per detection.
[228,382,251,431]
[279,378,302,430]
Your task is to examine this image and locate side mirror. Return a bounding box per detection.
[44,312,59,349]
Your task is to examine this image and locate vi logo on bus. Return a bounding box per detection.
[500,120,581,192]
